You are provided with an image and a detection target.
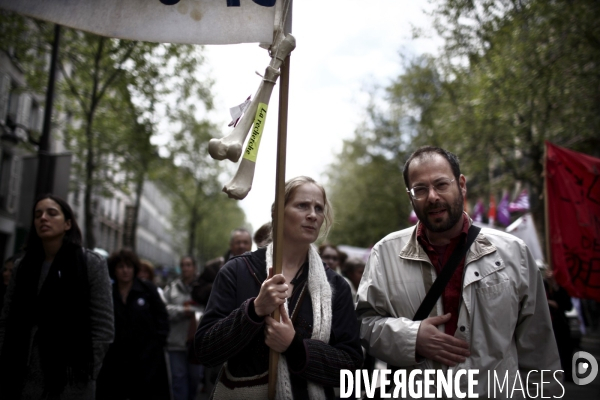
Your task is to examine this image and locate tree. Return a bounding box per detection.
[417,0,600,246]
[328,0,600,252]
[57,29,213,248]
[326,89,413,247]
[154,104,246,262]
[1,11,242,259]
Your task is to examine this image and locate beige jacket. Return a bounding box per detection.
[356,221,562,398]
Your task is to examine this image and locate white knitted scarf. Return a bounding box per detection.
[265,243,332,400]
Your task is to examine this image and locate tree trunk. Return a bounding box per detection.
[83,37,105,249]
[187,205,198,258]
[129,170,146,251]
[84,141,95,248]
[186,178,204,258]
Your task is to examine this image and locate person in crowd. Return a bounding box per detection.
[319,244,354,304]
[191,257,225,309]
[318,244,342,274]
[190,256,226,396]
[223,228,252,261]
[0,194,114,399]
[356,146,562,396]
[165,256,203,400]
[96,249,170,399]
[341,257,365,298]
[196,176,363,399]
[139,258,166,302]
[338,249,348,270]
[0,256,15,313]
[253,222,272,248]
[543,268,574,382]
[138,258,155,282]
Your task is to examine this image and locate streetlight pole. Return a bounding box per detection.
[35,24,61,198]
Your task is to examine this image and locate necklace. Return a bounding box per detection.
[289,262,305,285]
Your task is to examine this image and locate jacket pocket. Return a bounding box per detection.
[472,280,517,355]
[476,280,511,300]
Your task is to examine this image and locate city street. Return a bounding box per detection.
[196,326,600,399]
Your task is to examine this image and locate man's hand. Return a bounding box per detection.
[264,304,295,352]
[254,267,288,317]
[416,313,470,366]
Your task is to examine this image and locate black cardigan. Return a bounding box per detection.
[195,247,363,399]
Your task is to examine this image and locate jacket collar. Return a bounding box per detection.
[399,216,496,266]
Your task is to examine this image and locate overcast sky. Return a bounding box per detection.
[202,1,440,233]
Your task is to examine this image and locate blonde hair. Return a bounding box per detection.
[271,176,334,241]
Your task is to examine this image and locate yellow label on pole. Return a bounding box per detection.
[243,103,268,163]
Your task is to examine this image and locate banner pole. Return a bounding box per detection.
[268,51,290,400]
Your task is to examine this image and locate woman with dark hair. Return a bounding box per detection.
[196,176,363,399]
[0,194,114,399]
[96,249,170,399]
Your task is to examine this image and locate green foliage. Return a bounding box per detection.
[1,10,242,256]
[55,28,216,248]
[423,0,600,236]
[327,95,412,247]
[0,11,54,92]
[328,0,600,248]
[153,105,246,263]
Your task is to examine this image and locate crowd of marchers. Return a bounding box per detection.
[0,146,584,399]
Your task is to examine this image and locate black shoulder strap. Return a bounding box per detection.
[241,256,263,287]
[413,225,481,321]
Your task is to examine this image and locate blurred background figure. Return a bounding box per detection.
[319,244,354,304]
[543,268,574,382]
[0,256,15,313]
[318,243,342,273]
[97,249,170,399]
[191,257,225,309]
[138,259,155,282]
[223,228,252,261]
[0,194,114,399]
[253,222,272,248]
[139,259,166,303]
[342,257,365,299]
[190,256,225,396]
[164,256,203,400]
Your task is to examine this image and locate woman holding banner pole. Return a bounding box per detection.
[195,176,363,399]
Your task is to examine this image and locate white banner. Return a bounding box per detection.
[506,213,544,263]
[0,0,277,45]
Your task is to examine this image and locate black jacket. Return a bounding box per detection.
[96,278,169,400]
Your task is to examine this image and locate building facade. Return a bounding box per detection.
[0,40,178,268]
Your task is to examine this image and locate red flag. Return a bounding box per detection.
[488,195,497,225]
[546,141,600,301]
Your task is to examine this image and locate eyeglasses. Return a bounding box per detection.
[407,178,455,201]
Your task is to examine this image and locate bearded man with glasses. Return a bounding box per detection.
[356,146,562,398]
